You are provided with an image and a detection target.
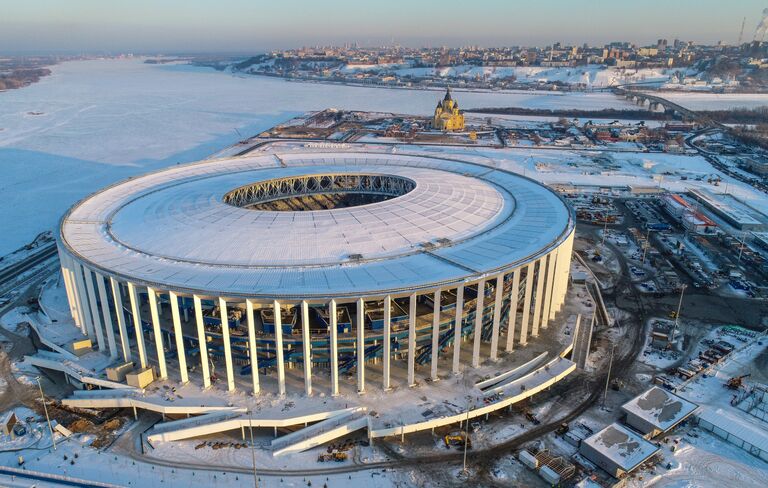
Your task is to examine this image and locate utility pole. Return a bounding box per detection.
[248,411,258,488]
[642,227,651,264]
[672,284,687,344]
[738,16,746,46]
[462,400,472,476]
[36,377,56,450]
[603,344,616,406]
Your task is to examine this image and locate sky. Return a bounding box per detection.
[2,0,767,53]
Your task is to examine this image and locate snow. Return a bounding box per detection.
[392,65,676,88]
[581,422,660,471]
[621,387,698,433]
[0,58,637,256]
[656,92,768,110]
[638,428,768,488]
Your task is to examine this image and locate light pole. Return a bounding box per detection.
[603,344,616,406]
[672,284,687,348]
[641,227,651,265]
[462,399,472,476]
[36,376,56,450]
[674,284,687,328]
[601,215,609,248]
[248,411,258,488]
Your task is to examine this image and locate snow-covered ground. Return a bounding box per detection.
[657,92,768,110]
[392,64,676,88]
[0,58,639,256]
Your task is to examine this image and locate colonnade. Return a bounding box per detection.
[57,232,573,397]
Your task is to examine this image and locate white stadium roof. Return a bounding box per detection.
[61,152,573,299]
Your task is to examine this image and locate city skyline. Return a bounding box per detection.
[2,0,767,53]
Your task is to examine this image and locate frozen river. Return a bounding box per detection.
[0,58,628,255]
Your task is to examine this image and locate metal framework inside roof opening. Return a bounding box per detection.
[223,173,416,209]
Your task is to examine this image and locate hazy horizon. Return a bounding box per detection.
[2,0,767,54]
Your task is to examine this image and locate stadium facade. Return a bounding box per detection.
[57,151,575,396]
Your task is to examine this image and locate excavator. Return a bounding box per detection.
[724,374,750,390]
[444,433,472,450]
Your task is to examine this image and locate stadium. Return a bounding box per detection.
[56,150,575,403]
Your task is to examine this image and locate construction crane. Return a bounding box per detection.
[738,16,747,46]
[724,374,751,390]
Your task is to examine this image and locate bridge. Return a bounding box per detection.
[613,87,704,124]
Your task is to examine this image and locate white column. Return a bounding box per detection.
[245,300,260,395]
[356,298,365,393]
[505,269,520,353]
[63,261,84,333]
[472,280,485,368]
[407,293,417,387]
[451,285,464,374]
[519,263,535,346]
[147,287,168,379]
[300,300,312,396]
[217,297,235,391]
[95,273,118,359]
[541,249,557,329]
[430,290,441,381]
[490,275,504,360]
[273,300,286,396]
[193,295,211,389]
[72,262,95,338]
[531,258,547,338]
[559,236,573,311]
[83,268,106,351]
[59,256,81,329]
[169,291,188,384]
[551,233,574,316]
[109,278,131,362]
[382,295,391,390]
[541,251,558,330]
[329,299,339,396]
[128,282,148,369]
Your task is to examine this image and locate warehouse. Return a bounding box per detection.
[621,386,698,438]
[579,423,661,478]
[689,189,768,231]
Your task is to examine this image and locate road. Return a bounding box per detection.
[0,243,57,286]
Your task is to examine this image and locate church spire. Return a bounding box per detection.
[443,87,452,101]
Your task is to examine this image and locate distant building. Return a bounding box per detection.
[432,88,465,131]
[661,194,717,234]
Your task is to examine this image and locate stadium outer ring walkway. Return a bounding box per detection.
[56,151,575,399]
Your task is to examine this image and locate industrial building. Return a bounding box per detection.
[56,151,575,398]
[661,193,717,234]
[620,386,698,438]
[579,423,661,478]
[689,188,768,231]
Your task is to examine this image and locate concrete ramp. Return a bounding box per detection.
[26,355,135,390]
[271,407,367,457]
[476,352,549,391]
[62,392,238,416]
[484,356,575,398]
[145,407,364,443]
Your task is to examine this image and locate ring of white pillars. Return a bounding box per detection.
[57,231,573,398]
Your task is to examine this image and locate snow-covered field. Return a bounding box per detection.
[658,92,768,110]
[0,58,637,255]
[393,64,676,88]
